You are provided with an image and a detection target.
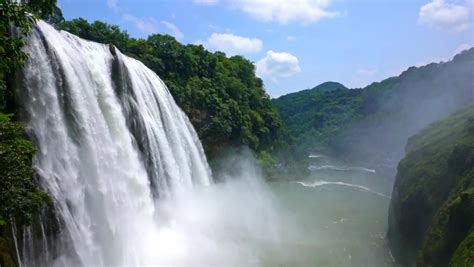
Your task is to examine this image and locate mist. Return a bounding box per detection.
[143,148,395,266]
[149,148,287,265]
[331,48,474,168]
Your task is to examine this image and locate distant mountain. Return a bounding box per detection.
[274,48,474,166]
[273,83,361,152]
[271,82,349,132]
[274,81,347,102]
[311,81,347,92]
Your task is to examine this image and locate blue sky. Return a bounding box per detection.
[58,0,473,97]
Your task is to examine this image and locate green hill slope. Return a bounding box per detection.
[311,81,347,92]
[388,105,474,267]
[273,49,474,166]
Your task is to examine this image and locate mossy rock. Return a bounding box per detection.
[450,229,474,267]
[418,182,474,266]
[0,232,16,267]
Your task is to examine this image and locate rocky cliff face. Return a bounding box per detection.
[388,105,474,267]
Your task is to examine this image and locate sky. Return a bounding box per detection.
[57,0,473,97]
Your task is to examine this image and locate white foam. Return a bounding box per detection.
[308,165,376,174]
[293,180,389,198]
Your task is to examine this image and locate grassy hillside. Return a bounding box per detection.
[273,49,474,165]
[387,105,474,267]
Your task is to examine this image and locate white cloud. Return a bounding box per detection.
[111,1,185,38]
[199,33,263,55]
[122,14,157,34]
[256,50,301,81]
[208,23,219,30]
[107,0,118,10]
[419,0,472,32]
[207,24,232,33]
[286,35,296,41]
[230,0,338,24]
[161,21,184,39]
[194,0,219,5]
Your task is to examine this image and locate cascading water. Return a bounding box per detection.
[16,21,212,266]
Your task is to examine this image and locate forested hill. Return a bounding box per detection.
[57,19,282,158]
[273,48,474,166]
[273,81,356,149]
[274,81,348,126]
[310,81,347,92]
[388,105,474,266]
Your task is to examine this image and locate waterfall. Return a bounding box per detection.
[17,21,212,266]
[11,220,23,267]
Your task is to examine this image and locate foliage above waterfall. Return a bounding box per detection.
[58,18,282,157]
[273,49,474,164]
[1,1,33,110]
[0,0,63,111]
[387,105,474,266]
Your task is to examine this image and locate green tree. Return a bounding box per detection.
[1,0,63,111]
[0,0,34,110]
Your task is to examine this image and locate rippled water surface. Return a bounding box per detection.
[257,167,395,266]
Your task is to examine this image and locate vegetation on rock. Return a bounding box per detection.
[0,115,50,226]
[0,1,62,266]
[388,105,474,267]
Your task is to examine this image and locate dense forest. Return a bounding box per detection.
[273,81,360,155]
[274,49,474,166]
[388,105,474,266]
